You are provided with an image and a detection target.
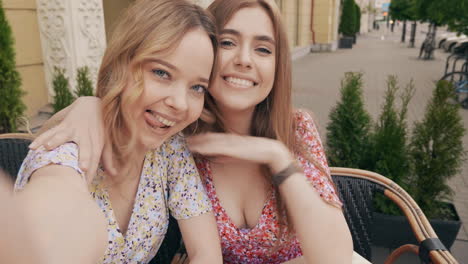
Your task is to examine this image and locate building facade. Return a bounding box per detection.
[4,0,348,119]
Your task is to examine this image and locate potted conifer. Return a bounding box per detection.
[327,74,466,250]
[326,72,372,168]
[0,0,25,133]
[75,66,94,97]
[338,0,357,49]
[52,67,75,113]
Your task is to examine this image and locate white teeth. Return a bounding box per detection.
[148,111,176,127]
[156,115,175,127]
[225,77,254,87]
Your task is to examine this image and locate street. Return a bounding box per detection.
[292,22,468,262]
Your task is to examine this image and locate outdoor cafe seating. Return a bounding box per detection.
[0,133,459,264]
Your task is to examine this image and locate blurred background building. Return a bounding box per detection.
[3,0,378,119]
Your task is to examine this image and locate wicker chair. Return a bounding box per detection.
[331,167,459,264]
[0,133,35,179]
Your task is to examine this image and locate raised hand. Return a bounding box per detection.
[186,133,293,174]
[29,97,116,181]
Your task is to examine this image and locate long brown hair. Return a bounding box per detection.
[196,0,333,244]
[96,0,217,170]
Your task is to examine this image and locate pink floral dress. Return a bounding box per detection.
[195,110,342,264]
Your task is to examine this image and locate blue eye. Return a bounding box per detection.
[257,47,272,54]
[152,69,170,79]
[220,40,235,47]
[192,85,207,94]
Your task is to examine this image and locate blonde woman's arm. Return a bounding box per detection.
[15,165,108,264]
[177,213,222,264]
[166,136,222,264]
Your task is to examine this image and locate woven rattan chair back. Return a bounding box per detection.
[331,174,383,261]
[331,167,459,264]
[0,133,34,180]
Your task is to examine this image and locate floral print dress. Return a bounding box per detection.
[15,134,212,264]
[195,110,342,264]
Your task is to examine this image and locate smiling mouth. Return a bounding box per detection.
[223,76,258,88]
[144,110,176,129]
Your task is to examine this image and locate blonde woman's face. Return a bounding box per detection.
[124,28,214,149]
[209,7,276,114]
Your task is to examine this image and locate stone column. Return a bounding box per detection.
[36,0,106,100]
[312,0,341,51]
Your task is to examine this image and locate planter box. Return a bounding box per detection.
[371,203,461,249]
[339,37,353,49]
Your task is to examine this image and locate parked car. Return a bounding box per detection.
[452,40,468,55]
[436,32,458,48]
[443,36,468,52]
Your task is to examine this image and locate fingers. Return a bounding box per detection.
[171,254,182,264]
[85,130,102,183]
[30,124,76,151]
[187,133,241,156]
[181,254,189,264]
[102,142,117,176]
[77,133,92,175]
[170,253,189,264]
[29,126,60,150]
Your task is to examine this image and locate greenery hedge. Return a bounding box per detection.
[0,0,25,133]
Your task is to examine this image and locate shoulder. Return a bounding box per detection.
[158,133,188,156]
[293,108,321,138]
[15,143,84,190]
[294,108,317,126]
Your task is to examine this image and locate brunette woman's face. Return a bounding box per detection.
[124,28,214,149]
[209,6,276,114]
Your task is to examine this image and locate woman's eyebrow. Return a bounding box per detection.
[147,59,179,72]
[220,28,240,36]
[198,77,209,84]
[220,28,275,46]
[255,35,275,46]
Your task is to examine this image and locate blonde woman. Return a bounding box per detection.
[32,0,353,263]
[13,0,222,263]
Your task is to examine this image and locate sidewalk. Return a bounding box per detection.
[291,23,468,262]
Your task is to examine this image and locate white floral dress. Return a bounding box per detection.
[15,134,212,264]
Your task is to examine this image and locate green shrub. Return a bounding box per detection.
[371,76,415,215]
[408,80,466,219]
[52,67,74,113]
[0,0,26,133]
[75,66,94,97]
[339,0,358,37]
[355,2,361,34]
[326,72,372,168]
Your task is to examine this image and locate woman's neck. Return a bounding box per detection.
[220,107,255,135]
[109,145,147,185]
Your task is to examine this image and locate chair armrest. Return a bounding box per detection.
[331,167,459,264]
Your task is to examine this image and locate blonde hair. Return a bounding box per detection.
[198,0,333,245]
[96,0,217,169]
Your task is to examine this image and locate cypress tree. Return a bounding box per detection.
[326,72,372,169]
[75,66,94,97]
[339,0,358,37]
[371,76,415,215]
[355,2,361,34]
[0,0,26,133]
[409,80,466,219]
[52,68,75,113]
